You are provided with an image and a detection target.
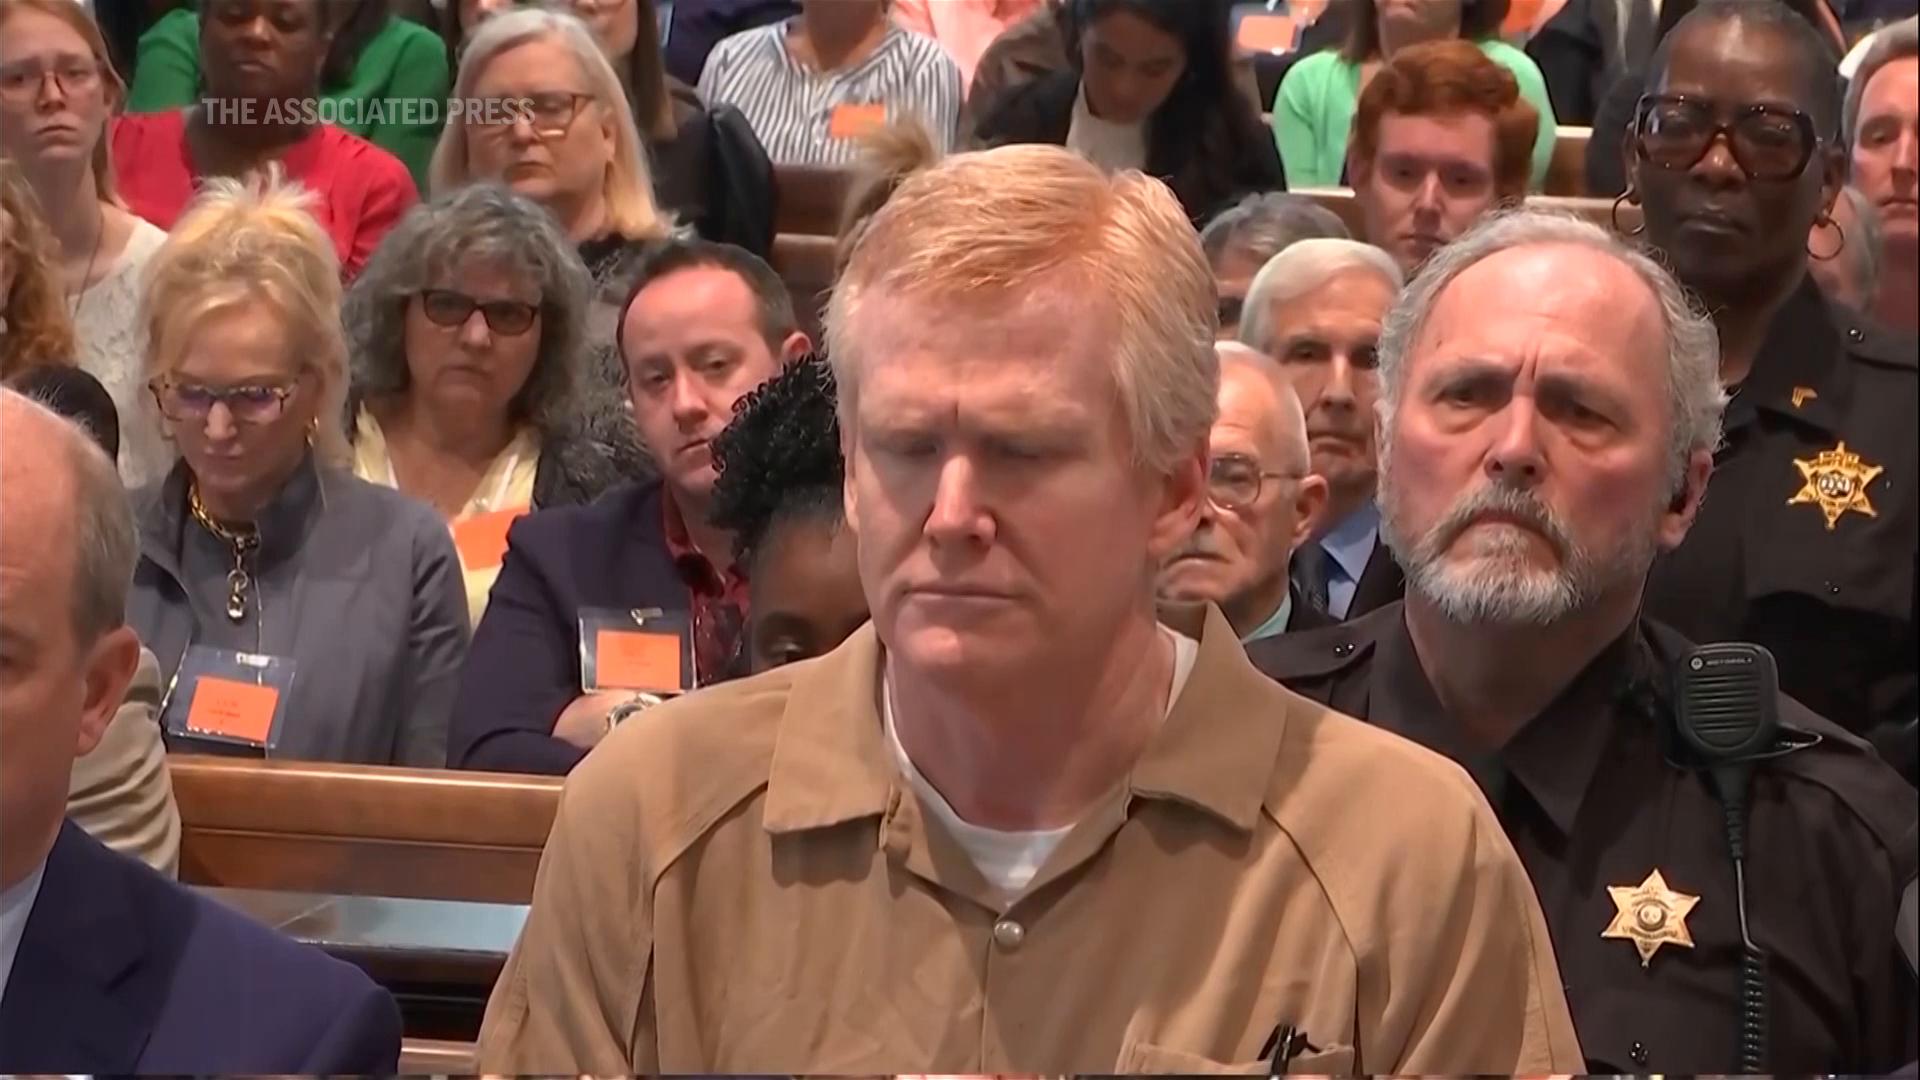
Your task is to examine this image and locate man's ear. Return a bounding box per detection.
[1147,441,1209,563]
[1656,449,1715,552]
[1289,473,1330,553]
[76,625,141,759]
[781,331,812,365]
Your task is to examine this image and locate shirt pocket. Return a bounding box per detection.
[1115,1039,1357,1076]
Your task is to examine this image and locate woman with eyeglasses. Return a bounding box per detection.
[432,7,678,360]
[344,183,642,625]
[1625,1,1919,783]
[128,171,470,766]
[0,0,174,486]
[122,0,451,192]
[110,0,418,280]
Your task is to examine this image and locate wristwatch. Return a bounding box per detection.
[605,691,667,733]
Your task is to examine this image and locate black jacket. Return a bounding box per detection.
[649,79,777,257]
[974,71,1285,224]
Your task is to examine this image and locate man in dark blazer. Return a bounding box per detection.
[0,390,401,1074]
[448,240,809,774]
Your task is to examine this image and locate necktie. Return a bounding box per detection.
[1291,543,1331,615]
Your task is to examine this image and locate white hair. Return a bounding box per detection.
[1215,343,1309,475]
[1844,16,1919,146]
[1237,239,1405,357]
[1376,208,1726,488]
[0,389,137,643]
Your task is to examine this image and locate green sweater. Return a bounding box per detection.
[1270,40,1558,191]
[125,9,449,191]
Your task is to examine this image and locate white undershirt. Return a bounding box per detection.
[883,628,1200,894]
[1065,80,1149,174]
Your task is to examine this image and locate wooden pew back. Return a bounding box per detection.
[172,756,561,904]
[1292,187,1632,237]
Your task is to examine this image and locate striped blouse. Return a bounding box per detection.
[697,18,963,167]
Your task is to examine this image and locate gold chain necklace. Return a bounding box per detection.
[188,483,261,622]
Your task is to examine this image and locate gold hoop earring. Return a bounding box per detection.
[1808,216,1846,262]
[1611,190,1647,236]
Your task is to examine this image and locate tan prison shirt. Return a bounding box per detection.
[477,607,1585,1074]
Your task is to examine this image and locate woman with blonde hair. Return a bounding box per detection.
[433,8,678,354]
[0,158,75,381]
[128,170,470,767]
[0,0,173,484]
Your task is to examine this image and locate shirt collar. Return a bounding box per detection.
[661,488,744,599]
[145,451,327,574]
[1319,501,1380,584]
[1368,609,1645,838]
[762,606,1292,838]
[0,859,48,1005]
[1241,589,1294,643]
[1732,275,1849,435]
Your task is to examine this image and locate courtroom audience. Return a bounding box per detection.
[11,365,183,879]
[109,0,418,280]
[448,238,806,774]
[1845,14,1918,333]
[1275,0,1556,190]
[1159,341,1330,641]
[474,142,1584,1076]
[708,355,866,674]
[1526,0,1664,125]
[1625,0,1919,777]
[974,0,1283,224]
[510,0,780,255]
[128,172,470,767]
[1200,191,1351,339]
[0,0,173,486]
[1238,238,1407,621]
[123,0,451,190]
[434,8,679,356]
[0,388,403,1073]
[1249,208,1917,1076]
[344,183,643,626]
[1348,39,1538,276]
[0,159,75,382]
[968,0,1068,110]
[698,0,964,165]
[894,0,1045,90]
[1809,183,1883,311]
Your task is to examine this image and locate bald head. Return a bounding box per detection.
[1216,343,1310,479]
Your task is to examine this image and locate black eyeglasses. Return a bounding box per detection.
[418,289,540,335]
[1634,94,1820,182]
[148,375,302,425]
[1207,453,1303,512]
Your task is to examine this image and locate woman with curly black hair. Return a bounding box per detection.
[708,356,867,675]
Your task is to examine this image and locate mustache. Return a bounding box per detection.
[1416,482,1572,563]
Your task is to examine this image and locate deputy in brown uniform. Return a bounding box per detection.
[477,145,1586,1075]
[1622,0,1918,780]
[1250,205,1919,1074]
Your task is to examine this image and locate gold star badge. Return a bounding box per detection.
[1789,441,1884,530]
[1603,868,1700,968]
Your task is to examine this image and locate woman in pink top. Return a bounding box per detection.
[112,0,416,280]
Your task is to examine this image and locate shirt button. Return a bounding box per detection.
[1333,642,1356,657]
[1847,327,1866,343]
[992,918,1026,951]
[1630,1041,1649,1067]
[1826,580,1842,595]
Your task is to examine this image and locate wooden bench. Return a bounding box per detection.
[401,1036,476,1073]
[1547,125,1592,198]
[1293,187,1632,236]
[775,164,857,238]
[172,756,561,904]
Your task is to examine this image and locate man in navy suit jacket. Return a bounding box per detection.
[449,240,809,774]
[0,390,401,1073]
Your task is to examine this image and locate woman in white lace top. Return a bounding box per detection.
[0,0,173,486]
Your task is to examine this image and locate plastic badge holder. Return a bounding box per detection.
[578,607,696,695]
[159,645,296,754]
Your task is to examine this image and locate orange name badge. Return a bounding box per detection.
[1236,13,1296,53]
[452,506,527,571]
[185,676,280,744]
[595,628,685,692]
[829,102,887,140]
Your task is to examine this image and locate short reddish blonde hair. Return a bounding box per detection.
[1349,39,1539,202]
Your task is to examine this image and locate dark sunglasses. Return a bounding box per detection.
[1633,94,1819,182]
[419,289,540,335]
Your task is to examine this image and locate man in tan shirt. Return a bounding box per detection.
[477,144,1585,1075]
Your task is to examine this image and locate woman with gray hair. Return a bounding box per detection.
[345,183,643,625]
